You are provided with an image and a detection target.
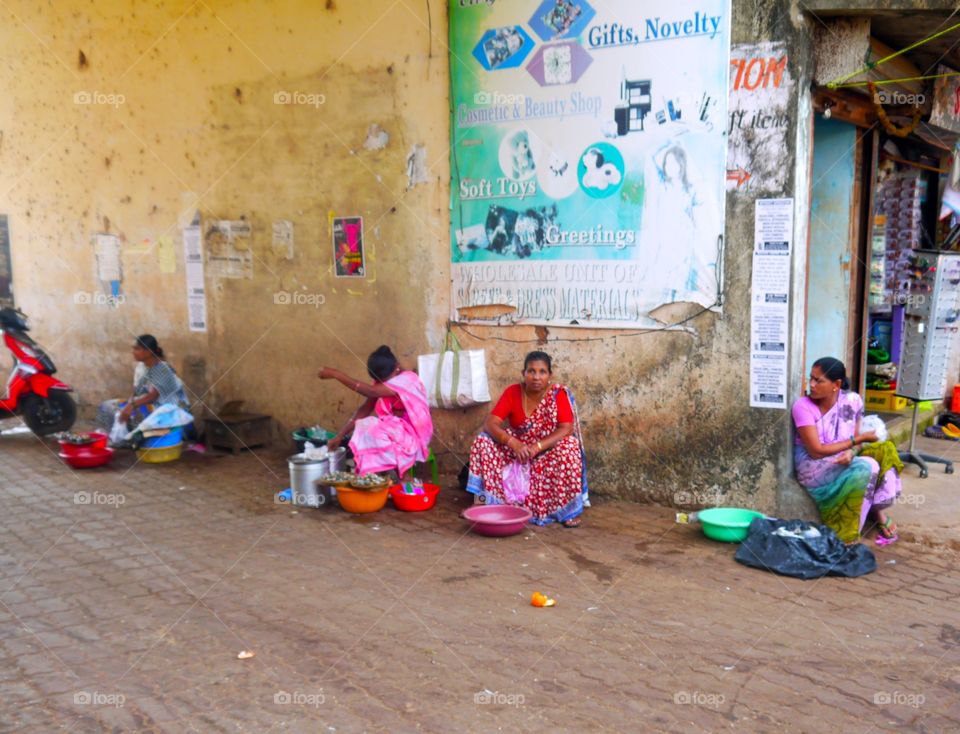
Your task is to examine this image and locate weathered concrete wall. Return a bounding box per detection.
[439,0,818,514]
[0,0,837,515]
[0,0,797,513]
[0,0,449,430]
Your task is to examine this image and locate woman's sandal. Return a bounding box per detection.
[876,516,899,546]
[562,517,582,528]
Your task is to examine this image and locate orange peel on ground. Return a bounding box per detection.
[530,592,556,607]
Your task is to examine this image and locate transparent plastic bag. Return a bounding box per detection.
[502,461,530,504]
[108,411,128,445]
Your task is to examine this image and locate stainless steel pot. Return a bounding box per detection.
[287,447,346,507]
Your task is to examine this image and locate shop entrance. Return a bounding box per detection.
[807,11,960,416]
[806,116,868,387]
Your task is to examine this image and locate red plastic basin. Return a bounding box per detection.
[389,483,440,512]
[461,505,532,537]
[59,447,114,469]
[58,433,109,456]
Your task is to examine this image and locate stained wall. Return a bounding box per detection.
[1,0,826,515]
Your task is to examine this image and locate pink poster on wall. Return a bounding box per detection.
[332,216,365,278]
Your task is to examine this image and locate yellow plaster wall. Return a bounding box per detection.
[0,0,789,513]
[0,0,450,427]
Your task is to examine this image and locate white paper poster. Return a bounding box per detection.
[183,223,207,332]
[94,234,122,282]
[272,220,294,260]
[750,198,792,409]
[206,220,253,279]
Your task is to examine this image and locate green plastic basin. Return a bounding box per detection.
[697,508,765,543]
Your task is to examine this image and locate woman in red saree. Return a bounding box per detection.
[467,351,588,527]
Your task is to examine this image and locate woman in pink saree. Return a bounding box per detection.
[319,346,433,477]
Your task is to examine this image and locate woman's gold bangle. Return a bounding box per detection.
[537,441,543,451]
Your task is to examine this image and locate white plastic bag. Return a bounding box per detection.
[302,441,329,461]
[418,332,491,409]
[109,411,128,445]
[123,403,194,440]
[861,414,888,443]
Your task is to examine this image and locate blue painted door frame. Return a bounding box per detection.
[805,117,860,377]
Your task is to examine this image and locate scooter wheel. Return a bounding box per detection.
[20,391,77,436]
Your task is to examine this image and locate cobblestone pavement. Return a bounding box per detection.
[1,430,959,733]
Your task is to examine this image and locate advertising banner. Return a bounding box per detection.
[450,0,730,327]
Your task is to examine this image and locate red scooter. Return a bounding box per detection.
[0,307,76,435]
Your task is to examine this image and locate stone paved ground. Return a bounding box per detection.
[1,426,959,733]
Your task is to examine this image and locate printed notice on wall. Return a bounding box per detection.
[183,223,207,332]
[206,220,253,279]
[750,198,792,409]
[94,234,122,283]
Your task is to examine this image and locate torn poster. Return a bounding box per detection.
[183,223,207,332]
[158,235,176,274]
[206,220,253,279]
[94,234,122,282]
[333,216,365,278]
[272,220,294,260]
[727,41,792,193]
[749,198,792,409]
[0,215,11,302]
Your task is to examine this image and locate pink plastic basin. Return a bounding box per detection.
[461,505,532,537]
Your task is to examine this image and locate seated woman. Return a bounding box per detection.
[467,350,588,527]
[97,335,191,436]
[319,345,433,477]
[792,357,902,544]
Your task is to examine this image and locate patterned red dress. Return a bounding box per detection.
[467,383,584,524]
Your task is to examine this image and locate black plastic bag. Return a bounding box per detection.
[938,411,960,427]
[734,518,876,579]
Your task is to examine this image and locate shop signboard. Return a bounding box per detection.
[449,0,730,327]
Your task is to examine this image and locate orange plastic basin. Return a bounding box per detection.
[335,485,389,514]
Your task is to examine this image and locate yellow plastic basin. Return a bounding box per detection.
[136,443,184,464]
